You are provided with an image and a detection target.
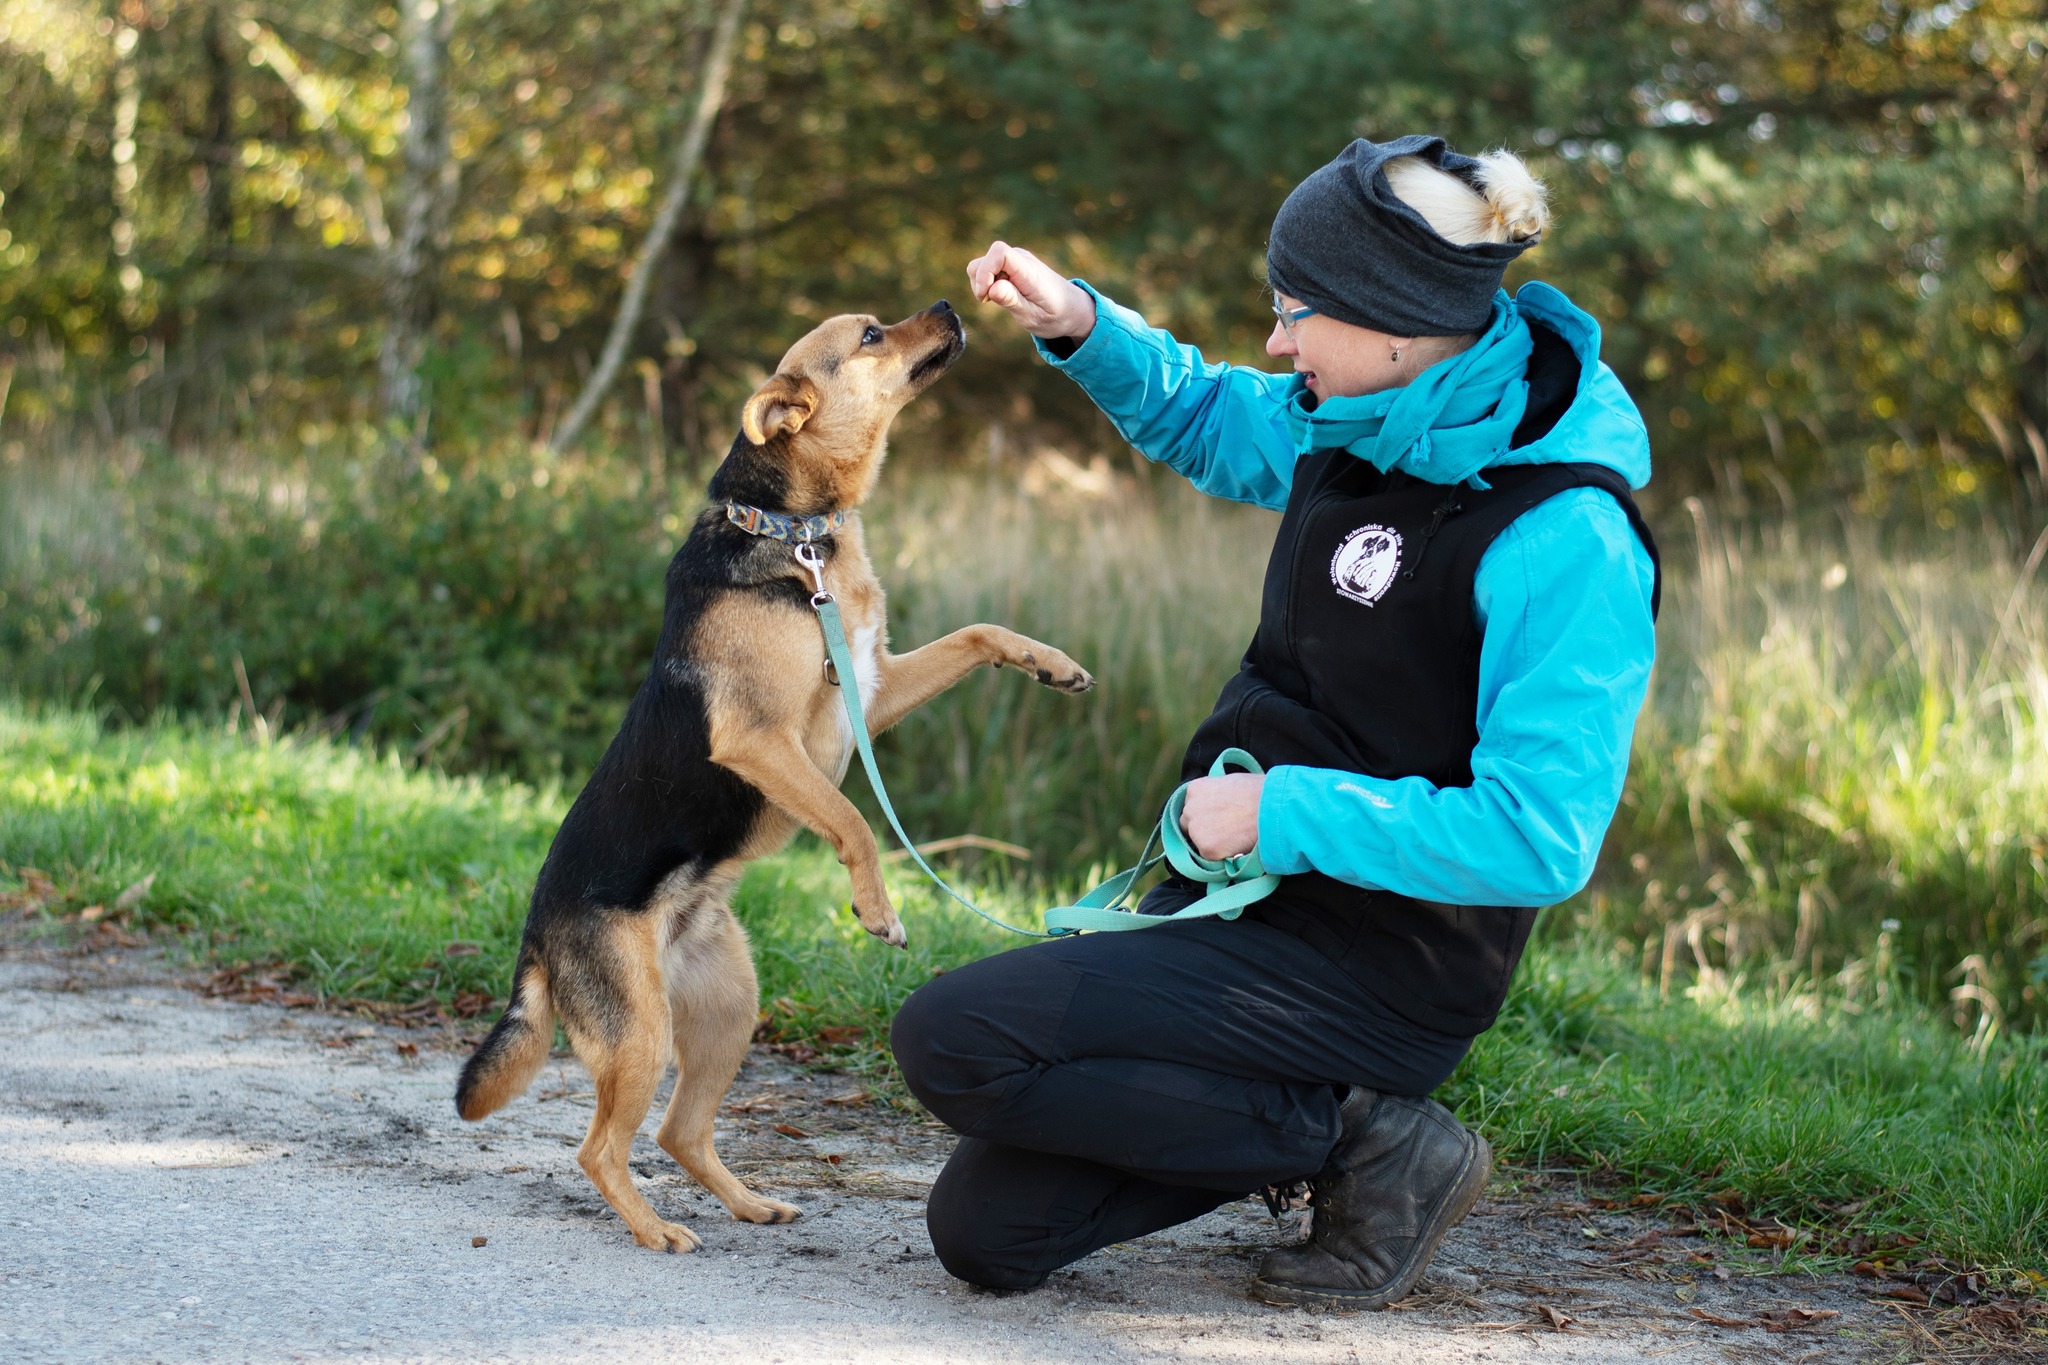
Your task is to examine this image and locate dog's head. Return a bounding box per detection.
[727,301,965,513]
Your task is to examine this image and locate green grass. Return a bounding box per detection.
[1451,945,2048,1277]
[0,702,1035,1026]
[3,701,2043,1275]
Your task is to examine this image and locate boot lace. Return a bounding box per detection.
[1261,1179,1314,1219]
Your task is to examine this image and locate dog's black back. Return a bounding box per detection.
[527,437,823,931]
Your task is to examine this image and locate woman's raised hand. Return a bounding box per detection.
[965,241,1096,342]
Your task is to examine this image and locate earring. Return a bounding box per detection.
[1390,344,1403,364]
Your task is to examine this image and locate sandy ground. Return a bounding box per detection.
[0,936,1923,1365]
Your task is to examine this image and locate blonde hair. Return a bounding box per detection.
[1383,149,1549,246]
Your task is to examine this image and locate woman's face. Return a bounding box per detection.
[1266,294,1415,401]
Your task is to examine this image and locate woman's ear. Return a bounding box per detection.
[741,373,819,445]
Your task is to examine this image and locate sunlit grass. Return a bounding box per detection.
[1450,943,2048,1274]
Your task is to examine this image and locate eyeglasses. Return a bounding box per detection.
[1271,298,1318,343]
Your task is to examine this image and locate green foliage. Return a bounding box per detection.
[4,700,2041,1271]
[1,442,674,776]
[3,1,2044,514]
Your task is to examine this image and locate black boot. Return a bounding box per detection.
[1250,1088,1491,1309]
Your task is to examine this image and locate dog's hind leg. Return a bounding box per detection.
[656,903,800,1225]
[561,918,702,1252]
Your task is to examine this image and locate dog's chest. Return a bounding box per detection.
[817,620,881,782]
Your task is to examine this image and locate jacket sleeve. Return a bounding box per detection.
[1254,487,1656,906]
[1033,281,1301,511]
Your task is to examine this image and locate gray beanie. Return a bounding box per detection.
[1266,135,1536,338]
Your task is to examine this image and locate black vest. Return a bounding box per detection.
[1146,443,1660,1038]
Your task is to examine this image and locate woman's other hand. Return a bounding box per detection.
[1178,772,1265,861]
[965,241,1096,341]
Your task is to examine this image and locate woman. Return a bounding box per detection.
[890,135,1660,1307]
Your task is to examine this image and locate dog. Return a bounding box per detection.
[455,300,1095,1252]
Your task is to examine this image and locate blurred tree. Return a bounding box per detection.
[0,0,2041,526]
[378,0,458,447]
[547,0,746,457]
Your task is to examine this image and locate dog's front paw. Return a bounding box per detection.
[730,1194,802,1224]
[1017,643,1095,694]
[856,908,908,949]
[849,888,908,949]
[631,1218,703,1253]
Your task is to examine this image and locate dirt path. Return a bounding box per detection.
[1,937,1918,1364]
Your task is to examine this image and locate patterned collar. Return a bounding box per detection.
[724,502,850,543]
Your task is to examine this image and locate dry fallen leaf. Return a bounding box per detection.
[1537,1305,1576,1331]
[1759,1308,1839,1333]
[814,1025,864,1046]
[393,1041,420,1058]
[77,904,107,923]
[471,1236,488,1248]
[1687,1308,1755,1329]
[772,1123,811,1139]
[114,873,155,912]
[821,1091,871,1107]
[1878,1285,1930,1305]
[501,1165,529,1174]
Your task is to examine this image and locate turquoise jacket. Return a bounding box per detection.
[1035,281,1657,908]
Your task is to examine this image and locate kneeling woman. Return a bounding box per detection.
[891,136,1660,1307]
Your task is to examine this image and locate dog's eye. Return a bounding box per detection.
[860,325,884,347]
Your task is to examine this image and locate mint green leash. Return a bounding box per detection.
[795,542,1280,938]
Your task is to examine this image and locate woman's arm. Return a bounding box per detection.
[967,243,1300,510]
[1243,489,1657,906]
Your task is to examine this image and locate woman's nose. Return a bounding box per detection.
[1266,321,1295,358]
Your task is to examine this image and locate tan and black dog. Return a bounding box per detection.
[455,300,1094,1252]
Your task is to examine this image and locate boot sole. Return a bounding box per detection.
[1249,1131,1493,1310]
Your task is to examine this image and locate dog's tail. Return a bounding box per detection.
[456,949,555,1121]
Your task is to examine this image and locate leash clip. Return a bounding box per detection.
[793,541,832,606]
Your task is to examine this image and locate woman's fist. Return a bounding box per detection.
[965,241,1096,341]
[1178,772,1264,862]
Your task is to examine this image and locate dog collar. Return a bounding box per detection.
[724,502,850,543]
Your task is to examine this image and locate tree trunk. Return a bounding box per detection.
[547,0,747,457]
[200,3,234,252]
[379,0,458,447]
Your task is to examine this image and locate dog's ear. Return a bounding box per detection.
[741,373,818,445]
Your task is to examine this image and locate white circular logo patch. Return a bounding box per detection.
[1330,524,1403,606]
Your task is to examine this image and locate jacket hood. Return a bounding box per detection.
[1488,281,1651,490]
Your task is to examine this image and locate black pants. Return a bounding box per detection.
[889,914,1472,1289]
